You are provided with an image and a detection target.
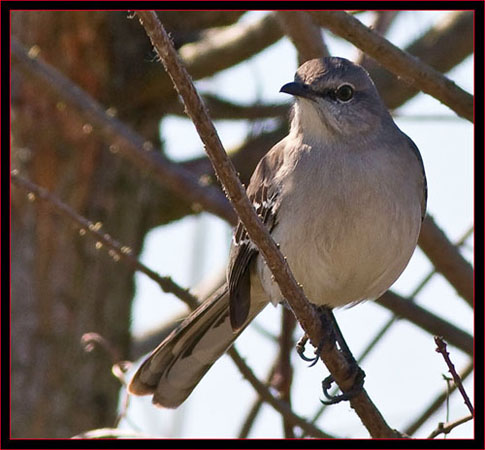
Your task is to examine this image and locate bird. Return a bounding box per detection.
[128,56,427,408]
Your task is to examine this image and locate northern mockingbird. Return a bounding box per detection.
[129,57,427,408]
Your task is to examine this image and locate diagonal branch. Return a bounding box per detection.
[404,361,473,436]
[434,336,474,416]
[136,10,400,438]
[427,414,474,439]
[126,12,283,114]
[418,215,473,307]
[228,348,333,438]
[377,291,473,356]
[357,11,399,67]
[368,11,473,110]
[276,11,329,63]
[164,92,289,120]
[11,171,199,311]
[308,11,473,122]
[11,38,236,226]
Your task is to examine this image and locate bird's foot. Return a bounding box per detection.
[296,333,324,367]
[320,366,366,405]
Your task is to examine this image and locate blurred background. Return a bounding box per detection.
[11,10,474,439]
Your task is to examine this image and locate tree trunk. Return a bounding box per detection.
[10,11,159,437]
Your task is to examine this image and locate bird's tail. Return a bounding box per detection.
[128,285,266,408]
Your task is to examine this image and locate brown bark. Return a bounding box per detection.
[11,11,159,437]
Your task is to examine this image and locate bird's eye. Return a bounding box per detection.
[336,84,354,102]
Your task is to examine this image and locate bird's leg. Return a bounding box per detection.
[319,306,365,404]
[295,305,366,404]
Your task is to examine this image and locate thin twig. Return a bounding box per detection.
[308,11,473,122]
[238,364,276,438]
[80,332,123,365]
[238,396,264,438]
[136,10,399,438]
[434,336,474,416]
[404,361,473,436]
[427,414,474,439]
[11,171,200,310]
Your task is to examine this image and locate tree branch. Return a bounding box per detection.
[11,171,199,311]
[238,373,268,438]
[11,38,236,226]
[126,12,283,114]
[228,348,333,439]
[308,11,473,121]
[377,291,473,356]
[164,92,289,120]
[357,11,399,67]
[404,361,473,436]
[434,336,474,416]
[136,10,400,438]
[427,414,474,439]
[368,11,474,110]
[276,11,329,63]
[274,308,297,437]
[419,215,473,307]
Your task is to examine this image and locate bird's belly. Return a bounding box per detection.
[257,197,421,308]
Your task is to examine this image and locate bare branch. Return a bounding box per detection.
[370,11,399,36]
[127,12,283,113]
[136,10,399,438]
[357,11,399,67]
[274,308,297,437]
[434,336,474,416]
[164,92,289,120]
[228,348,333,439]
[419,215,473,307]
[405,361,473,436]
[377,291,473,356]
[11,171,200,311]
[238,367,269,438]
[179,12,282,79]
[369,11,474,110]
[276,11,329,63]
[427,414,474,439]
[11,38,236,225]
[308,11,473,121]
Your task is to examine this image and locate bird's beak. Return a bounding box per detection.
[280,82,314,100]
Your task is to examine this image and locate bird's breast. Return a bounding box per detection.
[257,144,423,307]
